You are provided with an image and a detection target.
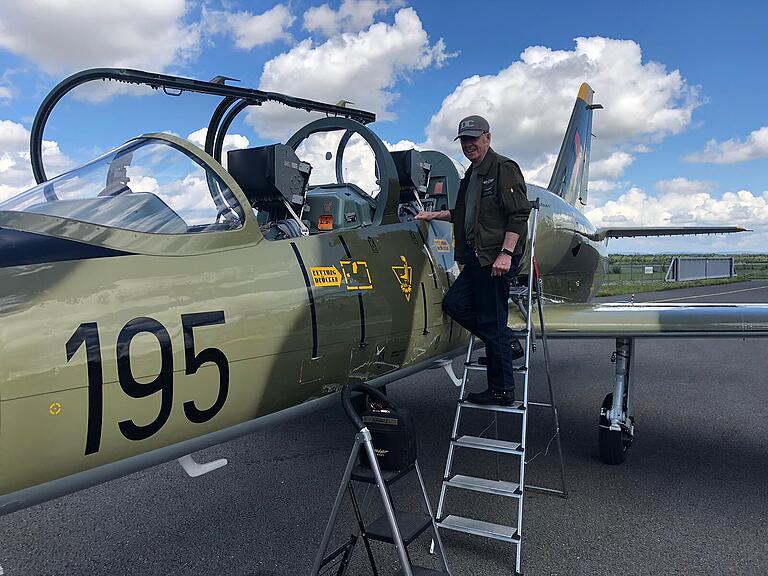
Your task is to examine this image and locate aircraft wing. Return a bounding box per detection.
[595,226,748,240]
[509,301,768,338]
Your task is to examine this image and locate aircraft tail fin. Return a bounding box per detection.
[547,83,601,207]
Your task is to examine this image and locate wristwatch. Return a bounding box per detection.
[500,248,515,257]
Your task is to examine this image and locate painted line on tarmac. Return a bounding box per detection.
[653,283,768,303]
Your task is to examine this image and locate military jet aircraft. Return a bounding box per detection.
[1,69,767,517]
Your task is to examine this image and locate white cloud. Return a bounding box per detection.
[294,130,418,195]
[0,120,73,202]
[654,177,714,196]
[205,4,295,50]
[684,126,768,164]
[590,151,635,180]
[0,86,12,103]
[186,128,249,168]
[424,36,699,183]
[248,7,452,140]
[588,180,618,192]
[303,0,401,36]
[589,185,768,252]
[0,1,200,75]
[586,186,768,229]
[523,153,557,187]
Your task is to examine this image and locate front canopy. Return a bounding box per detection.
[0,137,244,235]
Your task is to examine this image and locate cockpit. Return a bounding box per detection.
[4,68,459,244]
[226,117,455,240]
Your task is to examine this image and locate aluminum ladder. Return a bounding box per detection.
[312,383,451,576]
[433,199,567,575]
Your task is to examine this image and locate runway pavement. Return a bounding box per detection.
[1,280,767,576]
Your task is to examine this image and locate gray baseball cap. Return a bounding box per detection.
[454,115,490,140]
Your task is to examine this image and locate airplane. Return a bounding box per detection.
[1,68,767,518]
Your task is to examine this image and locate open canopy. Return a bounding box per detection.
[30,68,376,184]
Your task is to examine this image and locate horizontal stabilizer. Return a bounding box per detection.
[509,301,768,338]
[596,226,749,241]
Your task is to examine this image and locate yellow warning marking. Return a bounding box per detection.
[49,402,62,416]
[310,266,342,287]
[433,238,450,253]
[392,256,413,302]
[340,260,373,291]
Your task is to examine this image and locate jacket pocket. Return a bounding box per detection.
[476,219,504,250]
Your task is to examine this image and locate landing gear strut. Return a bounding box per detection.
[598,337,635,464]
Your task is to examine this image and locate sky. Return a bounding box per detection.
[0,0,766,252]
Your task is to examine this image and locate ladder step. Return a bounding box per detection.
[459,399,525,413]
[395,567,449,576]
[445,474,521,498]
[365,512,432,546]
[438,515,518,543]
[464,362,527,373]
[350,463,414,485]
[452,435,523,455]
[508,286,531,297]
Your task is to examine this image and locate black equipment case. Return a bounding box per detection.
[359,405,417,472]
[343,383,417,472]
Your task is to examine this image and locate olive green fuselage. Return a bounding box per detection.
[530,183,609,302]
[0,182,603,506]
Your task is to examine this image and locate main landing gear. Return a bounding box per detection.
[598,337,636,465]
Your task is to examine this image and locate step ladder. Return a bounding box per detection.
[312,383,451,576]
[433,199,567,575]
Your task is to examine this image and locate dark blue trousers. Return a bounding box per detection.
[443,249,519,394]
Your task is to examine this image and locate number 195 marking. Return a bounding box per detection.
[66,311,229,455]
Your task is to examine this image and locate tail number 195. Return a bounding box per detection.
[65,312,229,456]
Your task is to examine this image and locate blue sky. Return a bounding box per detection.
[0,0,766,252]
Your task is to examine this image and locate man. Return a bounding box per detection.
[415,115,531,405]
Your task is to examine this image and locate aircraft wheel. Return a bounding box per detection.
[598,393,631,465]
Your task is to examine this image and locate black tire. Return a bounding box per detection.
[598,393,630,465]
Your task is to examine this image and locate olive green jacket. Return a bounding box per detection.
[449,148,531,266]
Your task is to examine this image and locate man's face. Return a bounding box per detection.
[460,132,491,164]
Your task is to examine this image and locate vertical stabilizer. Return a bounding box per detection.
[547,83,600,206]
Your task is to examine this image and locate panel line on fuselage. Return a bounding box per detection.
[415,225,439,289]
[338,234,367,348]
[290,241,319,358]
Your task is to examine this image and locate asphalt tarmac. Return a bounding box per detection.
[2,280,767,576]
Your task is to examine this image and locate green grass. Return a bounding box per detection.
[597,276,749,297]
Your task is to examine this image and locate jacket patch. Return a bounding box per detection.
[481,177,496,197]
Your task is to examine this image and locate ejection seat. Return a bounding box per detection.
[390,149,432,222]
[227,144,312,239]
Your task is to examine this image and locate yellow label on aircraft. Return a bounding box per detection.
[433,238,450,253]
[49,402,62,416]
[392,256,413,301]
[310,266,343,287]
[339,260,373,290]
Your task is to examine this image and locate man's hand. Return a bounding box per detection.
[415,210,451,222]
[491,252,512,276]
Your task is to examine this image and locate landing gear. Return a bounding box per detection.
[598,393,633,464]
[598,338,636,465]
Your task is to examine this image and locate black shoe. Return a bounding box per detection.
[465,389,515,406]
